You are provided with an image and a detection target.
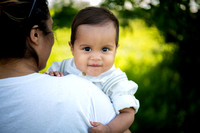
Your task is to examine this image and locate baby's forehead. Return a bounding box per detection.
[76,23,116,36]
[75,22,118,45]
[76,23,116,37]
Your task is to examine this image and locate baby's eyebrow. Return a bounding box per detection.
[104,44,115,48]
[79,44,89,47]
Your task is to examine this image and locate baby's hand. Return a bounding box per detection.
[90,121,111,133]
[45,71,64,77]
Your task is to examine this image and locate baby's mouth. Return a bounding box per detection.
[88,64,102,67]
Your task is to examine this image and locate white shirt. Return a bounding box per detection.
[47,58,140,114]
[0,73,116,133]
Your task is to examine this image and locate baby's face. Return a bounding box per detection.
[70,22,118,77]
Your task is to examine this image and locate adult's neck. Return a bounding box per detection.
[0,58,39,79]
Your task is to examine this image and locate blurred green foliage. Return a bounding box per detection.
[51,5,78,29]
[42,0,200,132]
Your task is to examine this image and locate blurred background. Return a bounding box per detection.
[42,0,200,132]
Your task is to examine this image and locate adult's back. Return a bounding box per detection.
[0,73,116,133]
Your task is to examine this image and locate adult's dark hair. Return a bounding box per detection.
[0,0,50,64]
[71,6,119,46]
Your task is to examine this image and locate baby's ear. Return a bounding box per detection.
[116,44,119,49]
[68,41,72,47]
[68,41,74,55]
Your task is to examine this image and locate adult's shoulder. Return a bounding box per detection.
[44,74,101,97]
[59,74,97,88]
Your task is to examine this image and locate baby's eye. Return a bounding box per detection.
[84,47,91,51]
[102,48,109,52]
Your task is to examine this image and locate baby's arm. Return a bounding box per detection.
[90,107,135,133]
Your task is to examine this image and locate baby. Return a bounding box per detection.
[47,7,140,133]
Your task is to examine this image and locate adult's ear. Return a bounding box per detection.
[29,25,40,47]
[68,41,74,55]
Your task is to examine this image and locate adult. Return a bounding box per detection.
[0,0,116,133]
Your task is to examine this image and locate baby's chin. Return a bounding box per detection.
[86,73,101,77]
[84,68,110,77]
[84,71,103,77]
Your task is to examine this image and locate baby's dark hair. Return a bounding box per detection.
[71,6,119,46]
